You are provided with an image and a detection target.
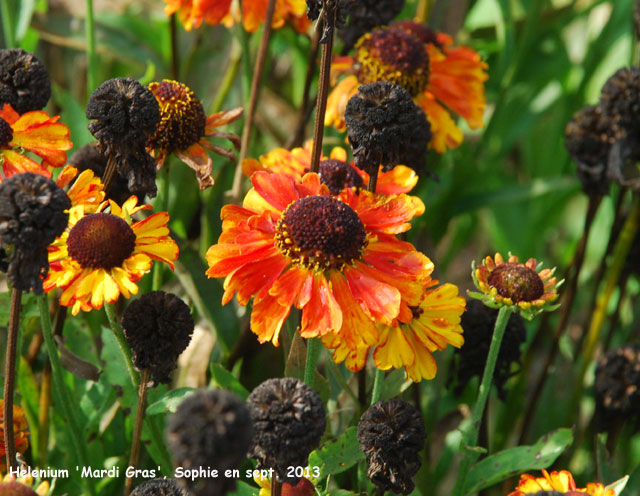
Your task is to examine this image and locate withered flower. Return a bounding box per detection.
[130,478,186,496]
[0,49,51,114]
[338,0,405,52]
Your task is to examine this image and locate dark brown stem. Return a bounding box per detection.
[357,369,366,406]
[101,154,117,195]
[287,29,321,149]
[3,288,22,472]
[309,10,336,174]
[124,368,151,496]
[271,477,283,496]
[170,13,179,80]
[517,194,602,444]
[230,0,277,203]
[375,486,385,496]
[367,170,378,193]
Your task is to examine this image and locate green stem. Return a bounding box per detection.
[304,338,321,388]
[104,303,173,473]
[152,167,170,291]
[104,303,139,386]
[210,42,242,115]
[38,296,94,495]
[370,368,384,405]
[85,0,98,95]
[452,306,511,496]
[570,194,640,416]
[0,0,15,48]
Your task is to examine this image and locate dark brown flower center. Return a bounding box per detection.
[147,80,206,153]
[275,196,367,270]
[0,117,13,147]
[354,28,430,96]
[318,159,363,194]
[67,213,136,269]
[487,262,544,303]
[409,305,424,320]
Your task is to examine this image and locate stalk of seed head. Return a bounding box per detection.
[230,0,278,203]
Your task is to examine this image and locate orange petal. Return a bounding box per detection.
[300,273,342,337]
[344,264,400,325]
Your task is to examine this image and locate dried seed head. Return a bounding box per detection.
[0,49,51,114]
[357,398,426,495]
[86,77,160,199]
[122,291,194,384]
[600,67,640,139]
[247,378,326,484]
[0,173,70,293]
[565,105,613,196]
[450,300,526,399]
[69,143,134,205]
[167,390,252,496]
[594,344,640,433]
[345,81,431,176]
[338,0,405,52]
[130,478,186,496]
[0,116,13,146]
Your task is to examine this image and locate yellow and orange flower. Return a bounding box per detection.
[206,171,430,348]
[470,252,561,320]
[508,469,616,496]
[147,80,243,190]
[372,282,465,381]
[164,0,309,33]
[0,401,29,474]
[55,165,106,211]
[0,103,72,181]
[242,143,419,195]
[44,196,179,315]
[325,23,488,153]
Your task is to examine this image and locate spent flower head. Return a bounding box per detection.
[0,49,51,114]
[470,252,562,320]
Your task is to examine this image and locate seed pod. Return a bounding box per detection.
[0,49,51,114]
[130,478,186,496]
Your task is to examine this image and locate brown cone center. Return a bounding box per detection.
[487,262,544,303]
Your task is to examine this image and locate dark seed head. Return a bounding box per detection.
[122,291,194,385]
[130,478,186,496]
[275,196,366,271]
[594,344,640,434]
[0,49,51,114]
[337,0,405,52]
[357,398,426,495]
[391,20,442,47]
[565,105,613,196]
[0,116,13,147]
[67,213,136,269]
[345,81,431,175]
[247,378,326,484]
[449,299,526,399]
[147,80,206,153]
[599,67,640,140]
[0,173,70,293]
[167,389,253,496]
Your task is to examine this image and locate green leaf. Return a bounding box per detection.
[463,427,573,494]
[380,369,411,401]
[146,387,198,415]
[210,363,250,400]
[605,475,629,496]
[308,427,364,479]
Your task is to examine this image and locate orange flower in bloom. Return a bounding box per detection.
[0,401,29,474]
[0,103,72,181]
[55,165,106,211]
[147,80,242,189]
[508,469,615,496]
[325,23,487,153]
[44,197,179,315]
[471,252,561,320]
[242,143,419,195]
[164,0,309,33]
[372,282,465,380]
[206,172,430,348]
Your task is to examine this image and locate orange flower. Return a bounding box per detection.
[147,80,242,189]
[242,143,419,195]
[508,469,615,496]
[164,0,309,33]
[55,164,106,211]
[44,197,179,315]
[206,171,430,351]
[0,103,72,181]
[0,401,29,474]
[325,23,488,153]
